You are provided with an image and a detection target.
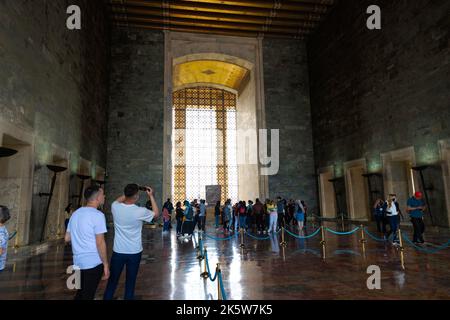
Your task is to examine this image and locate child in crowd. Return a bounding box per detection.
[295,200,305,232]
[0,205,11,272]
[223,199,232,233]
[175,202,184,235]
[162,206,170,232]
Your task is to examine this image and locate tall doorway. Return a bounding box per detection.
[172,87,238,204]
[319,167,336,218]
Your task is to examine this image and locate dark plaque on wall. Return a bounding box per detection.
[206,185,221,207]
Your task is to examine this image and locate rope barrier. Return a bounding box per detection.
[363,227,387,242]
[8,231,17,241]
[199,247,228,300]
[204,250,218,282]
[191,223,449,301]
[194,231,229,300]
[218,271,227,301]
[325,226,360,236]
[402,233,450,254]
[285,227,322,239]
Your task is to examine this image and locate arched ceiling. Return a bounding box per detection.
[173,60,250,91]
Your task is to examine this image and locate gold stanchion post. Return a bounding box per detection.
[197,238,204,260]
[217,263,222,300]
[240,228,245,248]
[360,224,367,259]
[280,227,287,247]
[320,226,326,260]
[398,228,405,270]
[201,247,209,278]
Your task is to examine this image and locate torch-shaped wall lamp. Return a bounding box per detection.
[0,147,18,158]
[39,165,68,242]
[76,174,92,208]
[362,172,384,209]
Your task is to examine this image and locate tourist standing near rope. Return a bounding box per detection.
[163,199,174,230]
[238,201,247,230]
[223,199,232,233]
[253,199,264,235]
[234,201,240,231]
[276,197,285,231]
[407,191,427,244]
[295,200,305,232]
[192,199,200,231]
[246,200,254,232]
[286,200,295,226]
[301,200,308,227]
[383,195,400,245]
[264,199,270,234]
[373,199,386,234]
[175,202,184,235]
[214,201,221,229]
[199,199,207,231]
[104,184,159,300]
[162,206,170,233]
[267,200,278,234]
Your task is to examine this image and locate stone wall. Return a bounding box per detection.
[0,0,110,244]
[263,39,317,211]
[0,0,110,167]
[308,0,450,225]
[106,27,165,209]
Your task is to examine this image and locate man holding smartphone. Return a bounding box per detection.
[407,191,427,244]
[103,184,159,300]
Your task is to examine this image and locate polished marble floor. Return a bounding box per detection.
[0,221,449,300]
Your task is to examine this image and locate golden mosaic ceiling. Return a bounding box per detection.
[109,0,336,39]
[173,60,250,91]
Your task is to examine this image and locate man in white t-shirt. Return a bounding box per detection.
[103,184,159,300]
[65,185,109,300]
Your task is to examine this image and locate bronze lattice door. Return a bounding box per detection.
[172,87,238,204]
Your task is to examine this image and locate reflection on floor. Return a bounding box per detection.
[0,221,449,300]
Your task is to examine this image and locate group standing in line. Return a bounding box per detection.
[175,196,309,238]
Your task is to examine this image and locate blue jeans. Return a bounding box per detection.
[199,216,206,231]
[387,216,399,242]
[239,216,247,229]
[176,217,183,234]
[163,220,170,231]
[104,251,142,300]
[269,214,278,233]
[215,215,220,228]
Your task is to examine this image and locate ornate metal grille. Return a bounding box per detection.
[172,87,238,204]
